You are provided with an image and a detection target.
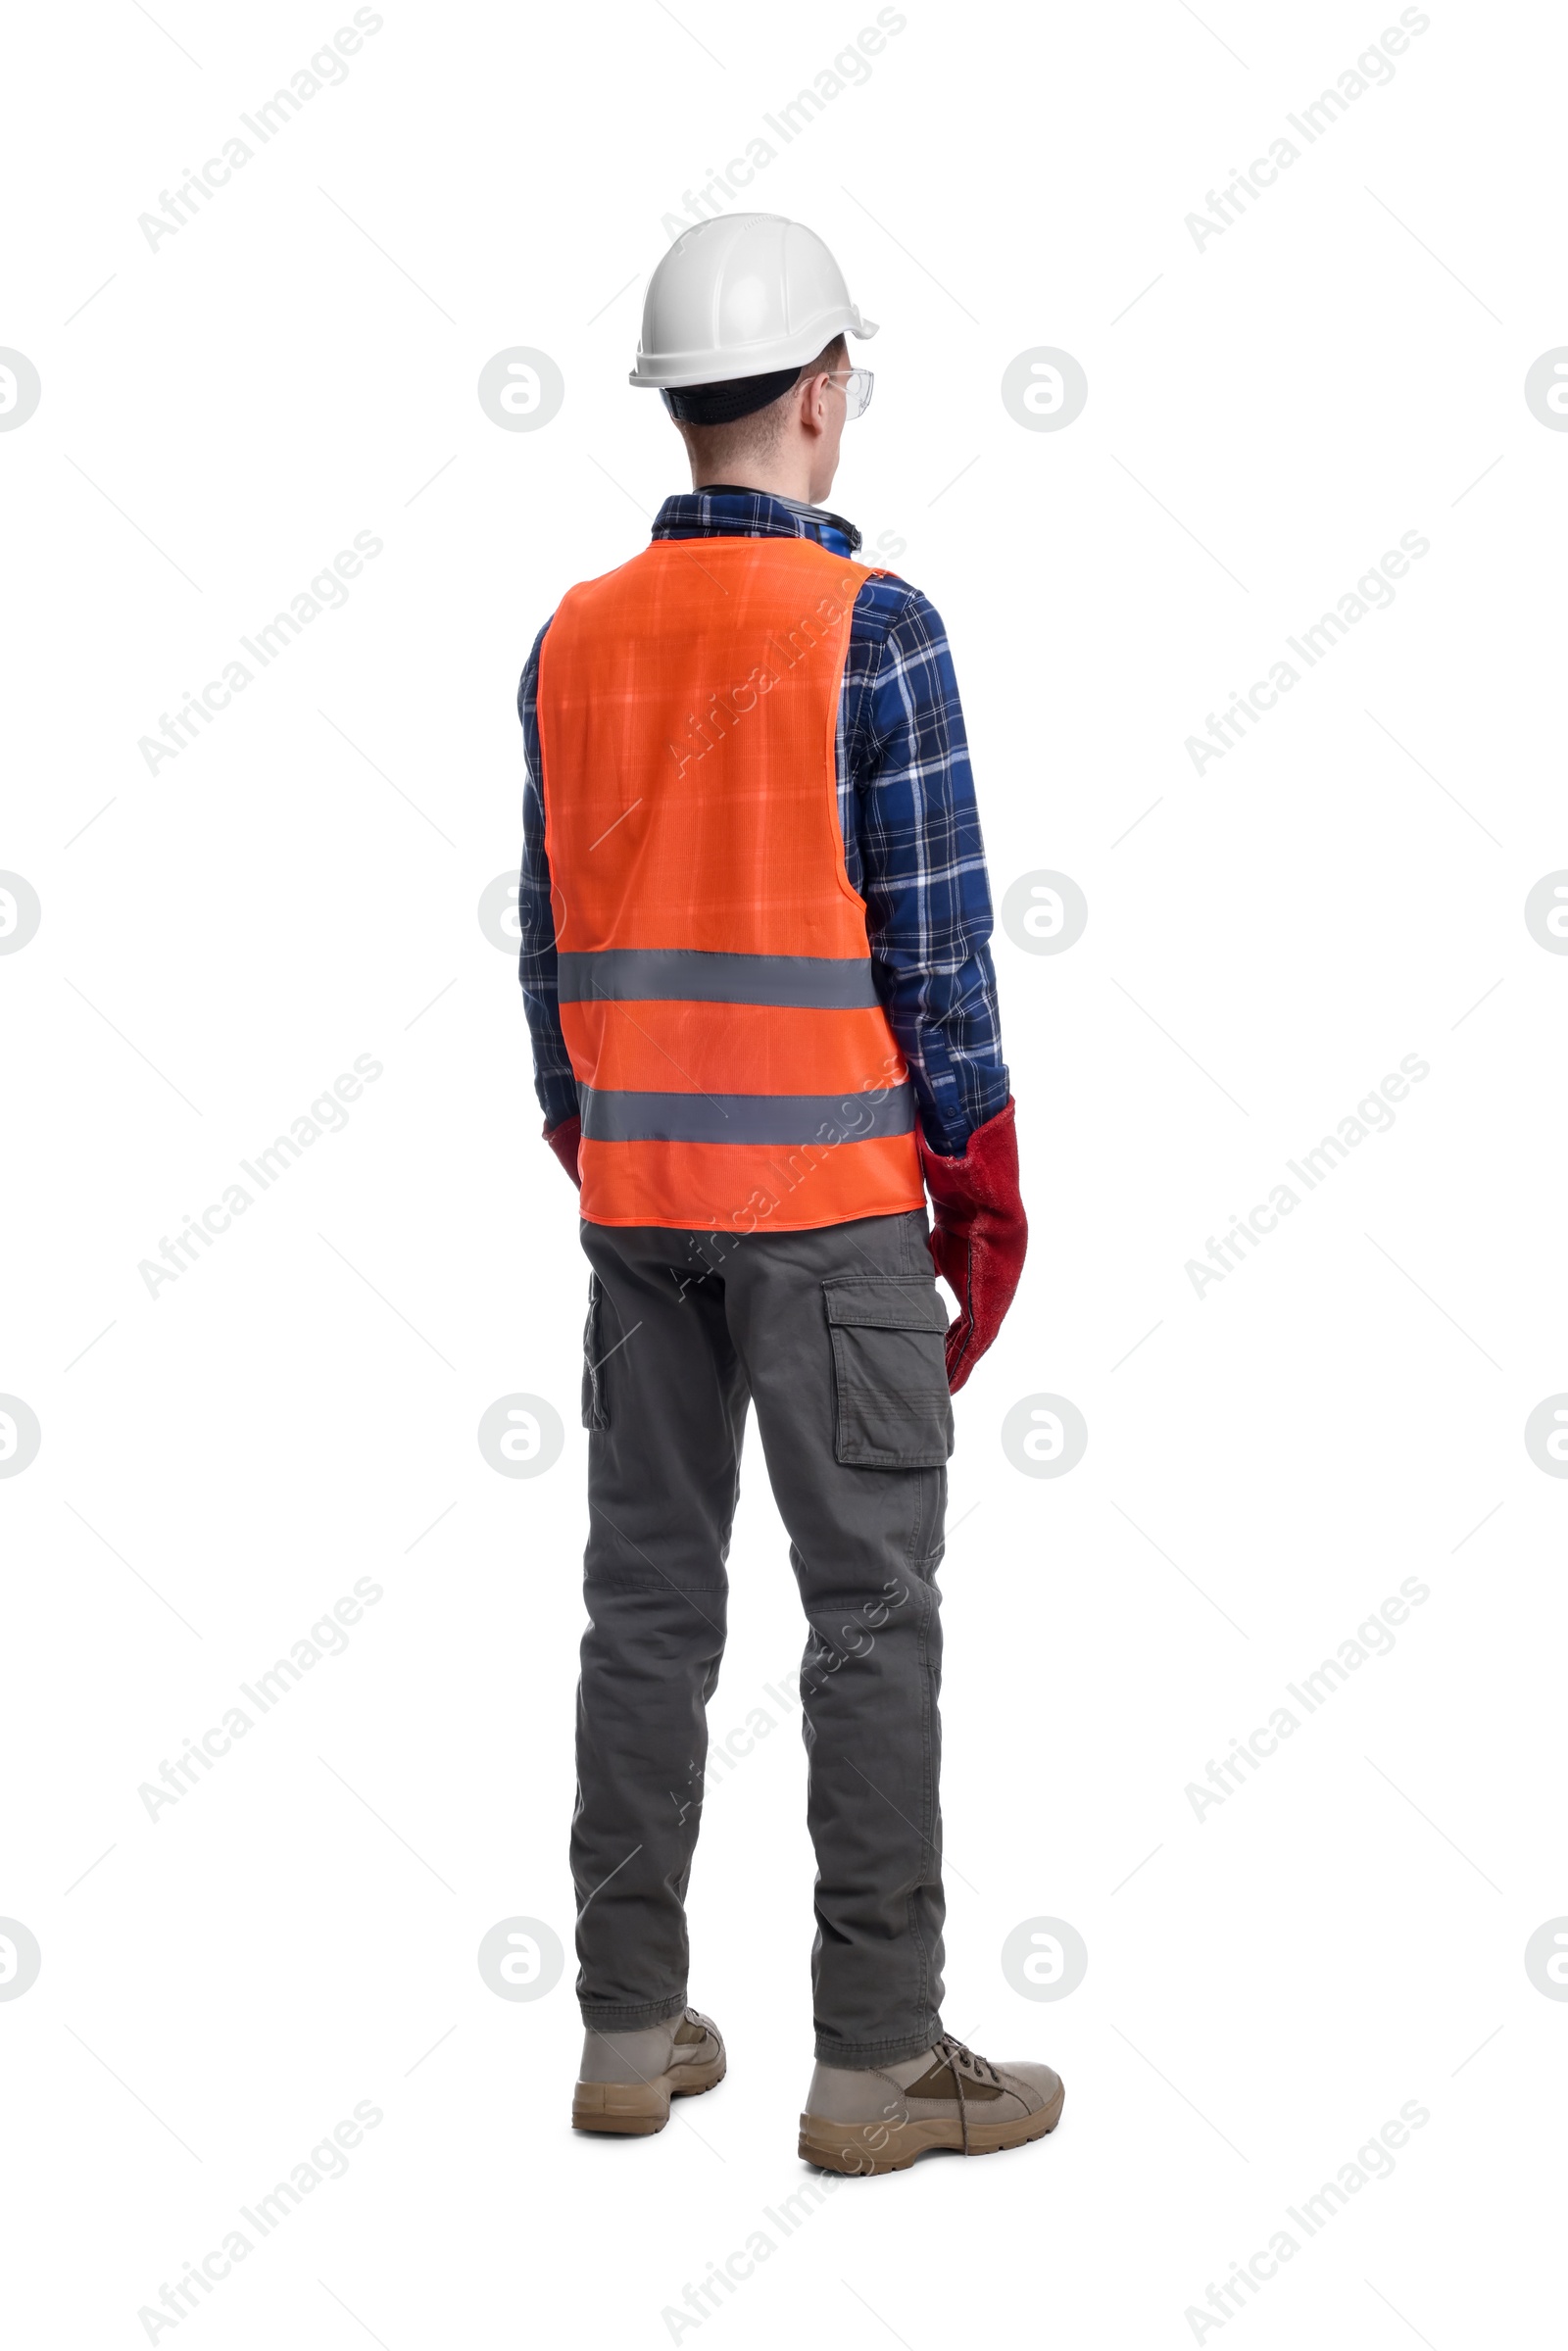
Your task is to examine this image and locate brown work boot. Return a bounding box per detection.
[799,2033,1063,2175]
[571,2007,725,2135]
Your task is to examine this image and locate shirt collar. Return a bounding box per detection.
[651,486,862,560]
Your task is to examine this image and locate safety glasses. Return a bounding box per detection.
[821,367,874,421]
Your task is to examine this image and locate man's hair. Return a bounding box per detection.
[672,334,848,472]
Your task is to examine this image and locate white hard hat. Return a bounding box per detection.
[629,214,878,391]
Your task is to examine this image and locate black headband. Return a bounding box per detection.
[660,367,800,425]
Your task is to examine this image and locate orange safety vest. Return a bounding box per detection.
[536,533,927,1231]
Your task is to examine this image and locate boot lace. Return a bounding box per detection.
[931,2033,1003,2150]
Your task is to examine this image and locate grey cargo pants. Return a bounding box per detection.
[572,1207,954,2067]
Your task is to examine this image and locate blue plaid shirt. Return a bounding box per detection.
[516,487,1007,1157]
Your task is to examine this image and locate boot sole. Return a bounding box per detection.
[572,2054,726,2135]
[798,2075,1064,2175]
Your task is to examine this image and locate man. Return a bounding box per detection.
[516,213,1061,2175]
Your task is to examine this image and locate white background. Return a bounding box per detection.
[4,0,1565,2342]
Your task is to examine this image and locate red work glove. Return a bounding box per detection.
[919,1097,1027,1394]
[544,1112,581,1188]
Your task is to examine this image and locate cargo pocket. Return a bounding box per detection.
[581,1274,611,1432]
[823,1277,954,1469]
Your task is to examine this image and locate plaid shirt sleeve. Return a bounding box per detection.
[841,579,1009,1158]
[516,620,579,1131]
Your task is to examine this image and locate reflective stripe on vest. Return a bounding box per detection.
[536,535,926,1231]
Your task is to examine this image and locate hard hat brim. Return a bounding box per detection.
[629,310,879,390]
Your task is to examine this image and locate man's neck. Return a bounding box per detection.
[689,459,820,505]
